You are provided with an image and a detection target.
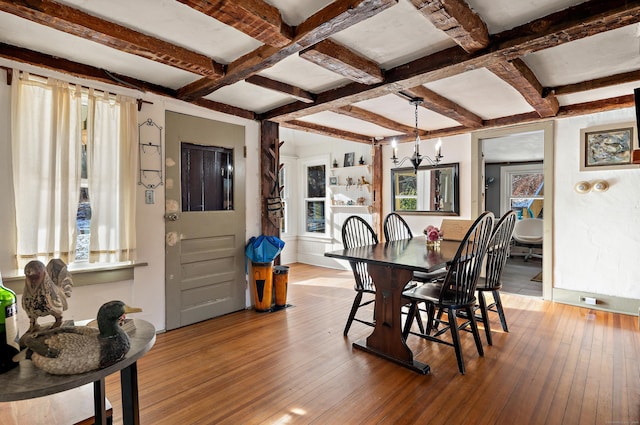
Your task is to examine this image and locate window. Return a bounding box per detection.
[181,143,234,211]
[501,164,544,218]
[303,160,327,235]
[11,73,137,267]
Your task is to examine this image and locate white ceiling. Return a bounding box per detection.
[1,0,639,158]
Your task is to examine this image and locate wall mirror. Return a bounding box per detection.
[391,163,459,215]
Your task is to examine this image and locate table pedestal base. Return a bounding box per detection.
[353,340,430,374]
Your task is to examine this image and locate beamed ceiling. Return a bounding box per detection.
[1,0,640,146]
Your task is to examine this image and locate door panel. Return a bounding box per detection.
[165,111,245,330]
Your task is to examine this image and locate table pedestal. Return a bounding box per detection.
[352,265,430,374]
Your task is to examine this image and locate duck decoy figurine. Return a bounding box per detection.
[17,300,142,375]
[22,259,73,334]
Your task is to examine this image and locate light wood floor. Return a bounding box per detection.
[94,263,637,425]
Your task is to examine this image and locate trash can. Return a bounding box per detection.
[273,265,289,308]
[251,261,273,312]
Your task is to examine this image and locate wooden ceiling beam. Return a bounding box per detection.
[334,105,417,134]
[0,0,223,78]
[263,0,640,122]
[402,85,483,128]
[486,58,559,118]
[300,39,383,84]
[280,120,373,144]
[177,0,292,48]
[552,69,640,96]
[411,0,489,53]
[176,0,398,101]
[245,75,316,103]
[0,42,256,120]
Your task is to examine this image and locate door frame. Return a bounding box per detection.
[471,121,554,300]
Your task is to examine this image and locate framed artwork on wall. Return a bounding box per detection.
[329,176,338,185]
[343,152,355,167]
[580,122,637,171]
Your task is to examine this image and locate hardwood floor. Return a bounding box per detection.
[92,263,637,424]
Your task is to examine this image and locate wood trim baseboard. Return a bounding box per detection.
[553,287,640,316]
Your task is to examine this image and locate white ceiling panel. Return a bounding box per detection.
[0,13,198,89]
[299,111,404,138]
[56,0,262,63]
[266,0,335,26]
[426,68,535,119]
[332,0,456,69]
[523,25,640,87]
[258,55,352,93]
[204,81,294,114]
[482,130,544,162]
[466,0,586,34]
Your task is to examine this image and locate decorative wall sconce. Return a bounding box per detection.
[574,180,609,194]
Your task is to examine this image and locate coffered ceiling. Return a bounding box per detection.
[1,0,640,147]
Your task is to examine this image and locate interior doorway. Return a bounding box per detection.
[471,122,554,299]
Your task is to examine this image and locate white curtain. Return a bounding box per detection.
[11,72,137,267]
[87,92,138,263]
[11,74,82,268]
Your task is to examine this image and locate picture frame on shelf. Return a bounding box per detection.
[344,152,355,167]
[580,122,637,171]
[329,176,338,185]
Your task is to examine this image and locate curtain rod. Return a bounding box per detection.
[1,66,153,111]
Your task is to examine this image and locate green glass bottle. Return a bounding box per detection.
[0,272,19,373]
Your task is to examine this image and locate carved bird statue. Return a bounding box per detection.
[16,300,142,375]
[22,259,73,334]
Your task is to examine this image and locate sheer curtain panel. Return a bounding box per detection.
[11,74,81,268]
[87,92,137,263]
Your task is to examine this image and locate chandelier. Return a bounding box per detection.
[391,97,443,172]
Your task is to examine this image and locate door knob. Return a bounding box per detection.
[165,213,179,221]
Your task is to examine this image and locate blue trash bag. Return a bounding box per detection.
[245,235,285,263]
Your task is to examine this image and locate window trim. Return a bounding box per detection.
[500,163,544,216]
[300,155,329,238]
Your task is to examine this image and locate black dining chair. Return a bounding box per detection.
[342,215,378,336]
[383,213,447,283]
[473,210,517,345]
[402,211,495,374]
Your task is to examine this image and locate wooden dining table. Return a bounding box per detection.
[325,237,459,374]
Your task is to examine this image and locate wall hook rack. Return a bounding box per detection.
[138,118,163,189]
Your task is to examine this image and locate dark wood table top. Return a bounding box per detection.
[0,319,156,401]
[325,237,458,272]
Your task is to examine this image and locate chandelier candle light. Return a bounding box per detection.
[391,97,443,172]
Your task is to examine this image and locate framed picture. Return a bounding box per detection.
[580,122,637,171]
[344,152,355,167]
[329,176,338,185]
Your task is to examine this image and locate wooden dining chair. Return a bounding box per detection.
[342,215,378,336]
[402,211,495,374]
[383,213,446,284]
[473,210,517,345]
[383,212,413,241]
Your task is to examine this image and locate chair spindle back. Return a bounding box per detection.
[342,216,378,292]
[383,213,413,242]
[481,210,518,291]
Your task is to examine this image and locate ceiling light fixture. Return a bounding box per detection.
[391,97,443,172]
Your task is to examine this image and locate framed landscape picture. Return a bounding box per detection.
[580,122,637,171]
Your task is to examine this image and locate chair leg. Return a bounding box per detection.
[477,292,492,346]
[493,290,509,332]
[447,307,466,374]
[466,306,484,357]
[402,302,418,338]
[343,292,363,336]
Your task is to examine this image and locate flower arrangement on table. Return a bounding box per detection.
[423,225,443,248]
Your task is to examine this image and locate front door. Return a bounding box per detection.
[164,111,246,330]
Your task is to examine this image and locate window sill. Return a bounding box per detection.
[2,261,148,295]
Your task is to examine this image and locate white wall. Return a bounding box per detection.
[381,133,473,235]
[555,108,640,299]
[0,69,260,333]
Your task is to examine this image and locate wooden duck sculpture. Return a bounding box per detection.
[22,259,73,334]
[18,300,142,375]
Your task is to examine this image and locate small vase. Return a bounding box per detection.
[425,239,441,249]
